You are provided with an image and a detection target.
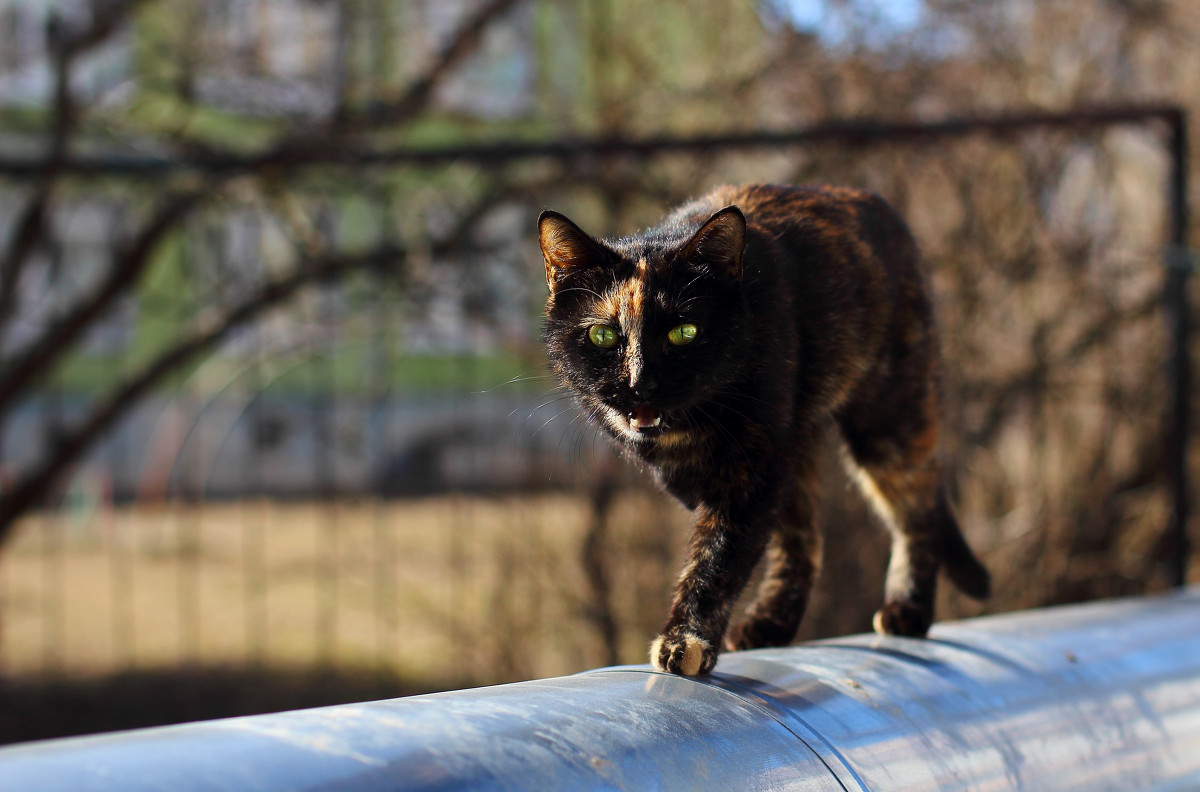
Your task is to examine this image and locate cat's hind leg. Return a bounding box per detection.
[851,457,944,637]
[725,470,822,651]
[841,408,990,637]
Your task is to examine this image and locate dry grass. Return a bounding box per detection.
[0,493,689,686]
[2,446,1194,700]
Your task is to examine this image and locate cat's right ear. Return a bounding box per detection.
[681,205,746,281]
[539,210,603,294]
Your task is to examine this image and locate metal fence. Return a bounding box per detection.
[0,106,1193,730]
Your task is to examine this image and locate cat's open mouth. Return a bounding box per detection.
[629,404,662,430]
[598,401,674,441]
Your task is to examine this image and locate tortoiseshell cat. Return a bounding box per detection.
[539,184,990,676]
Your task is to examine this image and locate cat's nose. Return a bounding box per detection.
[632,376,657,401]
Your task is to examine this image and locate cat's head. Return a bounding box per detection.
[539,205,747,445]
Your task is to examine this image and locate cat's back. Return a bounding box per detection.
[676,184,919,294]
[668,183,892,231]
[679,184,922,408]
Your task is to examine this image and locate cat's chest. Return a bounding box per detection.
[635,431,759,503]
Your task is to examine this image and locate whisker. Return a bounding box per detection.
[556,411,585,469]
[677,271,708,299]
[708,386,776,409]
[515,394,577,443]
[510,396,572,421]
[531,405,581,439]
[568,413,593,478]
[692,402,754,469]
[708,391,777,417]
[513,392,574,420]
[477,373,555,394]
[705,398,757,426]
[553,286,607,301]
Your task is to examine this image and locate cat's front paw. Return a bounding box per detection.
[872,599,932,637]
[650,630,716,676]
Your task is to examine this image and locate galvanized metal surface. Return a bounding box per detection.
[3,589,1200,791]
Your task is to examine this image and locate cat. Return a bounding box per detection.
[538,183,990,676]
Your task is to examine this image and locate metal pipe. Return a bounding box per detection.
[3,589,1200,791]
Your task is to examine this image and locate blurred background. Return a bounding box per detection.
[0,0,1196,744]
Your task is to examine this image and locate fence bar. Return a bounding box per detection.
[1164,109,1192,587]
[2,589,1199,791]
[0,104,1186,177]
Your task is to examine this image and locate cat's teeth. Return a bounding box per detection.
[629,405,662,430]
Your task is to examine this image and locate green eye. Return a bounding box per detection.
[667,323,698,346]
[588,325,619,348]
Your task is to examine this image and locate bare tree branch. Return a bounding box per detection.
[0,192,202,417]
[58,0,153,59]
[0,0,155,343]
[0,244,406,545]
[0,24,77,339]
[0,195,50,336]
[0,0,525,540]
[3,0,501,335]
[342,0,522,130]
[2,0,510,365]
[155,0,524,172]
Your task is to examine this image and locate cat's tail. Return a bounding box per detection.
[939,489,991,600]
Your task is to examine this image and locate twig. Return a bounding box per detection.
[0,196,50,336]
[342,0,521,131]
[154,0,525,171]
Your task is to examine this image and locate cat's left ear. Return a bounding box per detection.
[682,205,745,280]
[539,210,605,294]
